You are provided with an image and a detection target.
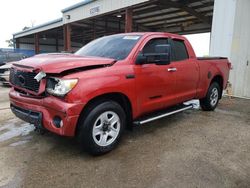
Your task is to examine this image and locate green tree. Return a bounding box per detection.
[5,39,14,47]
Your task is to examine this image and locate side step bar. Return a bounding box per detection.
[133,104,193,125]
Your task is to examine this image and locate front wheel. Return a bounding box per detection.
[200,82,221,111]
[77,101,126,155]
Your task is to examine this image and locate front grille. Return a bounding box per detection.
[9,68,40,92]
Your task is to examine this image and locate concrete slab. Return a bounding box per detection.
[0,86,249,188]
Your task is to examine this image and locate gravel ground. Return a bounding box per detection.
[0,86,250,188]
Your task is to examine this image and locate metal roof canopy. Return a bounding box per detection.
[68,0,214,42]
[13,0,214,51]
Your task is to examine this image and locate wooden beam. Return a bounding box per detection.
[34,33,39,54]
[63,24,71,52]
[125,8,133,32]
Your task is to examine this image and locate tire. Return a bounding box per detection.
[200,82,221,111]
[77,101,126,155]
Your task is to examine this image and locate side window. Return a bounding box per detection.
[143,38,168,54]
[171,39,189,61]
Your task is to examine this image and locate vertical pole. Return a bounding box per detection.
[63,24,71,52]
[118,19,121,33]
[34,33,39,54]
[15,38,20,49]
[125,8,133,33]
[82,29,85,46]
[55,30,59,52]
[105,19,108,35]
[55,36,59,52]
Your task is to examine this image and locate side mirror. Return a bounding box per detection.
[135,44,171,65]
[135,52,147,65]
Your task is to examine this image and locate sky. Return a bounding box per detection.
[0,0,81,46]
[0,0,210,56]
[185,33,210,57]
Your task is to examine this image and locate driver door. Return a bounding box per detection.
[134,38,178,115]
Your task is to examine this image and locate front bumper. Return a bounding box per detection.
[9,88,85,136]
[11,104,43,129]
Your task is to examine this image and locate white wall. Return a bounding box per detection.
[210,0,250,98]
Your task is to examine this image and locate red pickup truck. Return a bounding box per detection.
[9,32,231,155]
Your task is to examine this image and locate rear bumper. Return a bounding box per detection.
[9,88,85,136]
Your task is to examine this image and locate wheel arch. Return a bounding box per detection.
[210,75,223,99]
[75,92,133,136]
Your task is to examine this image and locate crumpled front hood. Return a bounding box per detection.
[13,53,116,74]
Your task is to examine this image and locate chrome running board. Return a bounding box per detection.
[133,104,193,125]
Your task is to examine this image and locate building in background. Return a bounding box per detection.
[13,0,214,53]
[12,0,250,98]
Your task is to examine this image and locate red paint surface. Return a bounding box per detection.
[9,33,231,137]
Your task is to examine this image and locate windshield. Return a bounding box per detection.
[75,35,141,60]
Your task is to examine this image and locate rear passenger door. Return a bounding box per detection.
[169,39,199,103]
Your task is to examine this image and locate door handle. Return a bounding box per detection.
[167,67,177,72]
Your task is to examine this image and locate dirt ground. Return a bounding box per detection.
[0,86,250,188]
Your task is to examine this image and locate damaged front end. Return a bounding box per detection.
[8,54,116,136]
[10,60,115,97]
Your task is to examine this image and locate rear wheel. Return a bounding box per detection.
[200,82,220,111]
[77,101,126,155]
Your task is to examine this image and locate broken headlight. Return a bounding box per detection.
[46,77,78,97]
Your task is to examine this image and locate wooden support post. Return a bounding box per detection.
[125,8,133,33]
[34,33,39,54]
[63,24,71,52]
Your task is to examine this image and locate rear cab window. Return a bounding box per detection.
[141,37,189,63]
[170,39,189,62]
